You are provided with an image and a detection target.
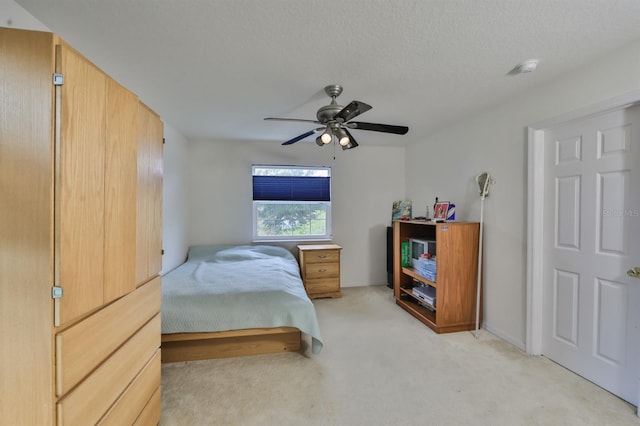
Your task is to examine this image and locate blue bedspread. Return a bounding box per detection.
[161,245,323,354]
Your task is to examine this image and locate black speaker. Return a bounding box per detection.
[386,226,393,288]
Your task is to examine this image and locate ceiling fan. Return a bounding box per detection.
[264,84,409,150]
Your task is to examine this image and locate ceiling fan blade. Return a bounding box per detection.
[265,117,321,124]
[347,121,409,135]
[341,129,359,150]
[333,101,372,123]
[281,128,323,145]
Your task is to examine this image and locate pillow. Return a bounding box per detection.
[186,245,229,261]
[187,244,294,263]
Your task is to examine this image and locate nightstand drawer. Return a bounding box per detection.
[304,262,339,279]
[297,243,342,299]
[305,278,340,294]
[303,249,340,264]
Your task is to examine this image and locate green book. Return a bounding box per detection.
[401,242,411,267]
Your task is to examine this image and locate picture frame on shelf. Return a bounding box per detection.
[433,202,450,220]
[392,200,412,220]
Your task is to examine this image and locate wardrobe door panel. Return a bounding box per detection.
[148,107,163,277]
[136,102,163,285]
[57,42,107,326]
[0,27,55,426]
[104,78,138,303]
[135,103,151,285]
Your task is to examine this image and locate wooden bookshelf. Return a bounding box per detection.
[393,220,481,333]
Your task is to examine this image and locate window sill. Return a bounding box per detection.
[253,237,333,243]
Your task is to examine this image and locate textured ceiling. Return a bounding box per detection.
[12,0,640,147]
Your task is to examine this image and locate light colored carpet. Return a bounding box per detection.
[161,286,639,425]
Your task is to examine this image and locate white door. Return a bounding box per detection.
[543,104,640,406]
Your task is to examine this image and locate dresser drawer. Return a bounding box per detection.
[55,277,161,397]
[98,350,161,425]
[304,261,339,279]
[303,249,340,264]
[305,278,340,294]
[57,315,160,425]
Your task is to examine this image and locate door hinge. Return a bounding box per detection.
[162,138,166,145]
[52,286,63,299]
[161,249,165,255]
[52,73,64,86]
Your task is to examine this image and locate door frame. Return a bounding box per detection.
[526,89,640,356]
[526,90,640,413]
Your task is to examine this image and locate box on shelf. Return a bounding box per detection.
[447,203,456,221]
[415,257,436,281]
[412,284,436,310]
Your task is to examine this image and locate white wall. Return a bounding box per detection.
[406,38,640,349]
[162,124,190,274]
[0,0,48,31]
[187,138,405,287]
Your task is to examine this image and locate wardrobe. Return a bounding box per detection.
[0,28,163,424]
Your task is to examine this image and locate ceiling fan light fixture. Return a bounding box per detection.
[320,129,333,144]
[266,84,410,149]
[342,139,358,150]
[335,128,350,146]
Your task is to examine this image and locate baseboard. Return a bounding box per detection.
[482,323,526,352]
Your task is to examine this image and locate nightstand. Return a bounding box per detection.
[297,244,342,299]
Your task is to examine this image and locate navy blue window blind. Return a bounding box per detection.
[252,175,330,201]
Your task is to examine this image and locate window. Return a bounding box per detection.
[252,165,331,241]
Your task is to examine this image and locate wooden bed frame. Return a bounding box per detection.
[160,327,302,363]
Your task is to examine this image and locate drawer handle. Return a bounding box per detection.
[318,269,327,272]
[318,255,327,258]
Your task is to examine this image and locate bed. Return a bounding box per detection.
[160,244,323,362]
